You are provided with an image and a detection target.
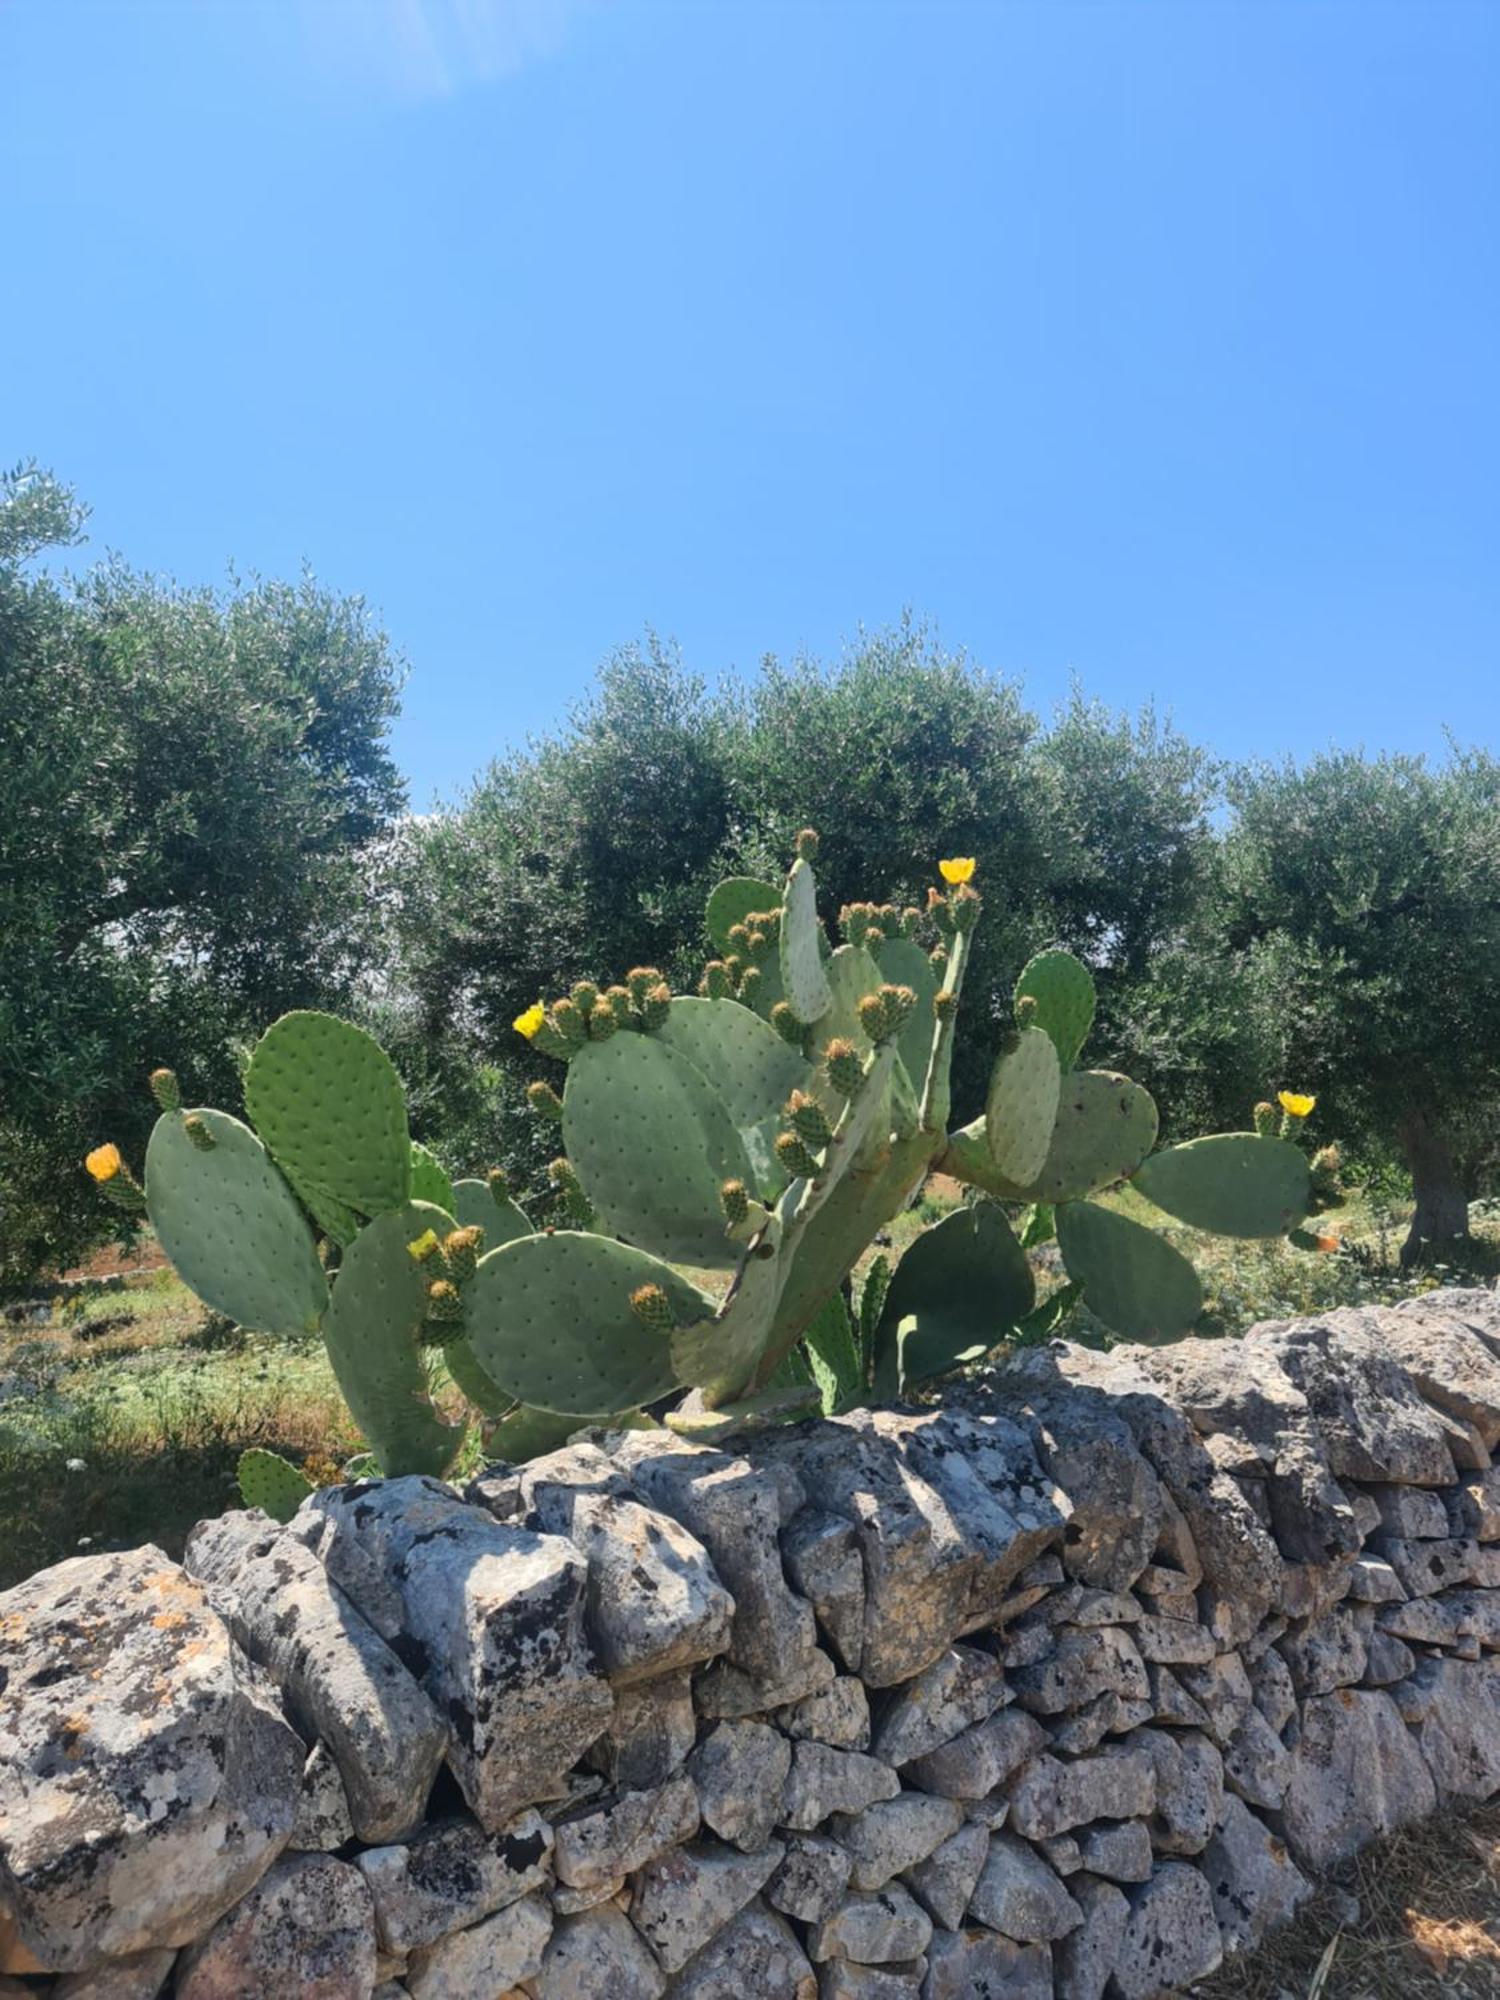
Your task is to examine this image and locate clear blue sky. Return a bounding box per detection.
[4,0,1496,804]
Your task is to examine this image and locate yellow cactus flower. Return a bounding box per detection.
[513,1001,548,1041]
[85,1143,123,1183]
[938,857,976,885]
[406,1228,441,1264]
[1278,1090,1316,1119]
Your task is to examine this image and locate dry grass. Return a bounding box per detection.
[1194,1804,1500,1999]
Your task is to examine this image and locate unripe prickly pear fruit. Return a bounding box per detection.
[149,1067,181,1112]
[719,1179,749,1226]
[550,998,587,1048]
[900,905,923,938]
[933,989,958,1023]
[770,1001,804,1047]
[586,1003,618,1040]
[630,1282,676,1333]
[752,907,782,941]
[419,1279,467,1345]
[824,1038,863,1097]
[627,966,665,1005]
[1253,1100,1278,1138]
[738,965,763,1004]
[443,1225,484,1285]
[929,944,948,973]
[927,886,955,936]
[796,827,819,861]
[1016,994,1038,1026]
[786,1089,833,1149]
[744,927,769,957]
[604,985,634,1026]
[857,992,887,1041]
[728,923,751,952]
[183,1114,218,1153]
[702,960,733,1000]
[526,1080,565,1121]
[776,1130,822,1180]
[569,980,600,1018]
[487,1165,511,1202]
[950,883,980,934]
[549,1156,594,1226]
[642,981,672,1030]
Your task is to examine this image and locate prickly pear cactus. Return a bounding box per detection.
[245,1012,411,1227]
[237,1448,315,1523]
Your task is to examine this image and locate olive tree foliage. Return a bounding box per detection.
[0,465,406,1288]
[393,624,1215,1183]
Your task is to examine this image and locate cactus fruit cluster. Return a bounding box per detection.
[92,827,1313,1479]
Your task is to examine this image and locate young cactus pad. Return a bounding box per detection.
[464,1230,706,1416]
[318,1200,467,1477]
[408,1141,455,1213]
[1015,948,1097,1070]
[984,1026,1062,1188]
[779,856,833,1024]
[1131,1133,1313,1239]
[145,1108,328,1337]
[706,877,781,954]
[238,1448,315,1523]
[1005,1070,1160,1203]
[873,1201,1035,1396]
[244,1011,411,1224]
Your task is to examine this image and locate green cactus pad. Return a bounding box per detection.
[874,935,939,1097]
[670,1209,788,1403]
[800,1288,862,1414]
[657,996,810,1200]
[245,1012,411,1221]
[443,1335,511,1416]
[984,1027,1062,1187]
[466,1231,708,1415]
[451,1178,533,1247]
[320,1199,467,1477]
[706,876,783,953]
[1055,1198,1203,1343]
[483,1402,636,1463]
[1015,950,1097,1070]
[562,1032,754,1269]
[1132,1133,1312,1238]
[237,1448,315,1523]
[409,1142,455,1213]
[145,1108,329,1337]
[779,857,833,1024]
[1016,1070,1160,1203]
[872,1201,1035,1396]
[809,944,893,1154]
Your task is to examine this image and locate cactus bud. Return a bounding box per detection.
[719,1179,749,1226]
[727,923,752,951]
[180,1114,216,1153]
[933,988,958,1023]
[795,827,819,862]
[419,1279,467,1345]
[824,1037,864,1097]
[1015,994,1038,1026]
[1253,1101,1278,1138]
[569,980,600,1018]
[723,955,745,984]
[744,928,769,957]
[927,886,955,937]
[526,1079,565,1121]
[548,1156,594,1227]
[586,1002,619,1040]
[630,1283,676,1333]
[443,1225,485,1284]
[786,1089,834,1150]
[550,998,587,1048]
[642,981,672,1031]
[84,1142,147,1212]
[900,905,923,938]
[839,903,867,947]
[929,944,949,973]
[406,1227,443,1265]
[702,960,733,1000]
[950,883,980,934]
[149,1067,181,1112]
[604,985,634,1025]
[487,1165,511,1202]
[775,1130,822,1180]
[884,984,917,1031]
[857,992,887,1041]
[752,907,782,941]
[738,965,763,1004]
[770,1001,805,1048]
[627,966,664,1004]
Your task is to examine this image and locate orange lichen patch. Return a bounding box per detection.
[151,1609,190,1631]
[60,1711,91,1759]
[143,1568,203,1606]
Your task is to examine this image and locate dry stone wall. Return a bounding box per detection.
[7,1288,1500,1999]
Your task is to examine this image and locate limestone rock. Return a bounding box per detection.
[1380,1299,1500,1446]
[899,1821,989,1931]
[629,1841,784,1974]
[782,1743,901,1829]
[901,1709,1046,1800]
[290,1742,356,1852]
[1363,1629,1417,1685]
[1248,1646,1297,1732]
[184,1509,448,1844]
[1373,1534,1479,1597]
[0,1547,303,1971]
[1222,1703,1292,1810]
[689,1721,791,1852]
[806,1883,933,1964]
[998,1376,1162,1591]
[1202,1794,1311,1953]
[1282,1689,1438,1869]
[1248,1311,1456,1487]
[774,1676,872,1751]
[357,1810,553,1952]
[782,1509,867,1672]
[832,1794,964,1892]
[766,1835,854,1924]
[1053,1875,1129,2000]
[527,1903,665,1999]
[1131,1615,1216,1665]
[296,1479,611,1831]
[1006,1747,1156,1841]
[1280,1603,1370,1697]
[1078,1819,1153,1884]
[404,1892,552,1999]
[696,1649,837,1720]
[1407,1656,1500,1798]
[670,1903,815,1998]
[1127,1729,1224,1856]
[921,1928,1052,1998]
[967,1832,1082,1942]
[174,1854,375,2000]
[1111,1862,1223,1998]
[53,1954,176,2000]
[870,1646,1009,1765]
[816,1963,924,1999]
[587,1673,697,1790]
[552,1778,699,1894]
[1011,1624,1148,1715]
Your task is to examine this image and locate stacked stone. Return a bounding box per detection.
[5,1289,1500,1999]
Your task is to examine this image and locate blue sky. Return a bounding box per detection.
[3,0,1496,805]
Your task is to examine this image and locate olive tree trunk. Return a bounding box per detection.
[1399,1111,1471,1268]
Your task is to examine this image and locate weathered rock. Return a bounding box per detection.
[782,1743,901,1829]
[1379,1300,1500,1446]
[403,1891,552,1999]
[774,1677,871,1751]
[871,1646,1009,1765]
[967,1832,1082,1942]
[629,1841,784,1974]
[290,1742,356,1852]
[1052,1876,1129,2000]
[766,1835,854,1923]
[53,1954,176,2000]
[587,1673,697,1790]
[527,1902,665,1999]
[553,1876,625,1914]
[174,1855,375,2000]
[184,1510,448,1844]
[1174,1651,1254,1745]
[1040,1832,1084,1874]
[1011,1624,1148,1715]
[900,1821,989,1930]
[833,1795,964,1892]
[1144,1663,1210,1730]
[1131,1615,1216,1665]
[612,1434,818,1685]
[1077,1819,1153,1884]
[921,1928,1052,1999]
[1248,1312,1457,1487]
[689,1722,791,1852]
[1452,1468,1500,1541]
[552,1778,699,1893]
[902,1710,1047,1800]
[1248,1646,1297,1732]
[695,1649,837,1720]
[1111,1861,1223,1998]
[816,1963,924,2000]
[806,1883,933,1964]
[1202,1794,1311,1953]
[998,1376,1162,1591]
[295,1479,611,1831]
[1280,1603,1370,1697]
[507,1442,735,1683]
[782,1509,867,1672]
[1363,1629,1417,1685]
[1006,1747,1156,1841]
[670,1903,815,1999]
[1345,1555,1406,1603]
[1406,1656,1500,1798]
[1373,1534,1479,1596]
[1369,1484,1451,1538]
[1282,1689,1438,1868]
[0,1547,303,1971]
[1222,1703,1292,1810]
[357,1810,553,1951]
[1127,1729,1224,1856]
